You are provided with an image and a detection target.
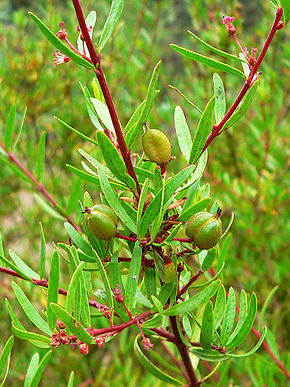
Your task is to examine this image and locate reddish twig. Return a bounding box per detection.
[71,0,141,198]
[0,142,80,231]
[178,269,204,297]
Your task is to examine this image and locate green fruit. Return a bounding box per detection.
[142,129,172,165]
[84,204,118,240]
[185,209,222,250]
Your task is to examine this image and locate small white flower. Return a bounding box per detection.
[52,50,71,65]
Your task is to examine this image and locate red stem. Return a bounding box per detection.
[202,7,284,155]
[178,269,203,297]
[71,0,141,198]
[0,142,80,231]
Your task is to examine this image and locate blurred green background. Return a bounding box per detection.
[0,0,289,385]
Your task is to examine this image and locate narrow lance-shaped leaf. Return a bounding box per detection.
[200,301,214,349]
[125,244,142,310]
[228,290,247,344]
[134,335,183,385]
[213,73,226,123]
[36,132,46,184]
[258,285,279,331]
[171,44,246,78]
[0,335,14,387]
[4,105,16,151]
[55,117,98,146]
[178,197,211,222]
[47,251,60,330]
[189,96,215,164]
[96,131,136,192]
[93,250,113,309]
[222,83,258,130]
[68,178,82,216]
[226,293,257,351]
[9,249,40,280]
[14,106,27,150]
[30,350,53,387]
[24,353,39,387]
[137,178,149,240]
[65,261,86,315]
[98,168,137,233]
[188,31,248,65]
[213,285,226,330]
[11,324,51,347]
[174,106,192,161]
[64,222,96,260]
[125,61,161,148]
[34,194,65,221]
[99,0,124,51]
[12,282,52,336]
[220,287,236,345]
[39,223,46,279]
[90,98,115,133]
[28,13,95,70]
[281,0,290,24]
[227,327,267,358]
[67,371,75,387]
[0,253,32,282]
[165,280,220,316]
[49,303,93,344]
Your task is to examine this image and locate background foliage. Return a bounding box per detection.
[0,0,288,385]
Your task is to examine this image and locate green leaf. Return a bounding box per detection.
[68,178,82,216]
[144,268,157,299]
[201,248,217,272]
[213,285,226,330]
[55,117,98,146]
[49,303,93,344]
[140,166,195,237]
[4,105,16,151]
[96,131,136,191]
[47,251,60,330]
[79,149,112,177]
[169,85,202,114]
[125,244,142,310]
[90,98,115,133]
[178,197,211,222]
[65,262,86,315]
[165,280,220,316]
[190,262,225,289]
[213,73,226,123]
[189,96,215,164]
[64,222,96,260]
[98,168,137,233]
[190,348,228,362]
[67,371,75,387]
[171,44,246,78]
[39,223,46,280]
[0,155,32,184]
[221,212,234,238]
[226,293,257,350]
[24,353,39,387]
[5,298,25,330]
[239,53,251,77]
[134,336,183,385]
[30,350,53,387]
[220,287,236,345]
[188,31,248,65]
[223,84,258,130]
[12,282,51,336]
[93,249,113,309]
[14,106,27,150]
[0,253,32,282]
[174,106,192,161]
[137,178,149,240]
[9,249,40,280]
[34,194,65,221]
[29,13,94,70]
[200,301,214,349]
[258,286,279,331]
[281,0,290,23]
[141,314,163,329]
[0,335,14,387]
[228,290,247,344]
[11,324,51,346]
[99,0,124,51]
[227,327,267,358]
[36,132,46,184]
[125,61,161,148]
[0,233,4,257]
[67,164,101,188]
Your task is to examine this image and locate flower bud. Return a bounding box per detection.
[142,128,171,165]
[84,204,118,240]
[185,209,222,250]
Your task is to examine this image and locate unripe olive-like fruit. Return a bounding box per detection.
[142,128,172,165]
[84,204,118,240]
[185,209,222,250]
